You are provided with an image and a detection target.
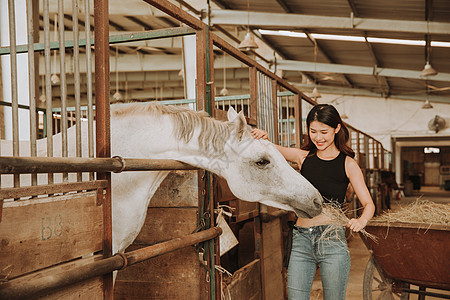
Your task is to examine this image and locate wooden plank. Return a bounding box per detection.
[34,276,103,300]
[262,218,285,300]
[0,191,102,279]
[1,254,103,299]
[0,180,107,200]
[223,259,262,300]
[149,171,198,208]
[134,207,198,245]
[114,248,203,299]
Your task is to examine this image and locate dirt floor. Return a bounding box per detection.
[308,186,450,300]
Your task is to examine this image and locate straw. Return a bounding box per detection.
[321,202,378,243]
[371,199,450,227]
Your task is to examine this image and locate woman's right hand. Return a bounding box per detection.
[251,128,269,140]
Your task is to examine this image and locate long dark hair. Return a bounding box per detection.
[301,104,355,158]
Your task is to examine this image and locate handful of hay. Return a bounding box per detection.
[371,199,450,227]
[321,203,378,242]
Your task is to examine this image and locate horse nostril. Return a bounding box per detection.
[313,197,323,209]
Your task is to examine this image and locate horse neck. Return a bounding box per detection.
[111,113,226,175]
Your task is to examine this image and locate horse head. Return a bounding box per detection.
[212,108,323,219]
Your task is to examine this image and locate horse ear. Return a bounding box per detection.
[227,106,238,121]
[235,111,248,141]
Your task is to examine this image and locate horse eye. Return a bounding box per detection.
[256,159,270,167]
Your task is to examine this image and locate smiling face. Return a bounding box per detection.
[309,120,340,151]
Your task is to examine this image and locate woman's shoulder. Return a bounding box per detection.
[345,156,362,176]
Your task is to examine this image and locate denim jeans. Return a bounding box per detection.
[287,225,350,300]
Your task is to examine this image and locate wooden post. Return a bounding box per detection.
[94,0,113,298]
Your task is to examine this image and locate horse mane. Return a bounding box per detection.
[111,102,240,153]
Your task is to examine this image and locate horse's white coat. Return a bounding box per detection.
[2,103,323,255]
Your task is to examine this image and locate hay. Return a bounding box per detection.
[371,199,450,227]
[321,203,378,242]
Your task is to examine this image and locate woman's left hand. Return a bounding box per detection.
[347,218,368,232]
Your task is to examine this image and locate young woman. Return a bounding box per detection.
[251,104,375,300]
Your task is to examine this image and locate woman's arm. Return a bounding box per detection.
[251,128,307,167]
[345,157,375,232]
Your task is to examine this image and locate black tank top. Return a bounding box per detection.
[300,151,349,206]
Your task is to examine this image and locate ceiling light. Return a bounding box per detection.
[421,99,433,109]
[51,74,60,84]
[219,87,229,96]
[310,87,321,99]
[113,91,123,101]
[420,62,438,77]
[239,0,258,51]
[239,31,258,51]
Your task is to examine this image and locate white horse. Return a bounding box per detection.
[109,103,322,254]
[1,103,323,255]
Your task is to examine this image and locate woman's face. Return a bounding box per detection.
[308,120,341,151]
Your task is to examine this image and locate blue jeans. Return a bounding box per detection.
[287,225,350,300]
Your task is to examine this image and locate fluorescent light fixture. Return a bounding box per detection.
[259,29,306,38]
[311,33,365,42]
[258,29,450,48]
[367,37,424,46]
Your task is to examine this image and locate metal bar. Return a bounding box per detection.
[272,80,278,144]
[57,0,68,181]
[43,0,53,184]
[0,180,108,200]
[294,93,301,148]
[85,0,94,181]
[142,0,204,30]
[0,227,221,300]
[94,0,112,296]
[8,0,20,188]
[402,288,450,299]
[26,0,37,186]
[73,0,82,181]
[0,27,197,56]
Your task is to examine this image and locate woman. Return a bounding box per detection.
[251,104,375,300]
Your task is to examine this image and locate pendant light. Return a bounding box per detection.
[220,52,229,96]
[238,0,258,51]
[421,99,434,109]
[112,45,123,101]
[310,41,321,99]
[420,18,438,77]
[51,14,60,85]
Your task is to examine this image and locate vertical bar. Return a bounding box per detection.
[8,0,20,187]
[26,0,37,186]
[294,94,301,148]
[73,0,82,181]
[196,29,206,111]
[271,80,278,144]
[84,0,94,181]
[249,67,257,124]
[43,0,53,184]
[94,0,113,298]
[286,96,291,147]
[58,0,68,181]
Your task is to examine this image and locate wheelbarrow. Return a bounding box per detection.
[360,222,450,299]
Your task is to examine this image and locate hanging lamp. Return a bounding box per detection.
[220,53,229,96]
[310,41,321,99]
[113,45,123,101]
[421,19,438,77]
[51,14,60,85]
[421,99,434,109]
[238,0,258,51]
